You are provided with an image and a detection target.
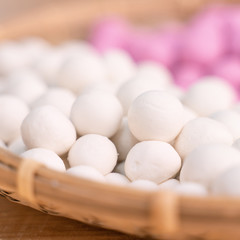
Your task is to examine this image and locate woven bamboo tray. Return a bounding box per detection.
[1,0,240,239]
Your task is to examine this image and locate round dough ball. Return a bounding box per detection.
[111,117,138,161]
[158,179,180,190]
[8,137,27,155]
[128,90,184,142]
[174,182,207,196]
[0,42,28,74]
[0,94,29,143]
[103,49,136,84]
[70,90,123,138]
[105,172,129,186]
[180,143,240,188]
[20,37,51,64]
[57,53,107,94]
[21,148,66,172]
[32,87,76,117]
[117,70,170,115]
[4,70,47,105]
[57,40,97,59]
[67,165,105,182]
[125,141,181,184]
[21,105,76,155]
[68,134,118,175]
[128,180,158,191]
[33,49,65,86]
[210,110,240,141]
[182,77,236,116]
[211,166,240,196]
[136,61,173,87]
[174,117,233,159]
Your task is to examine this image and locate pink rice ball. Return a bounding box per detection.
[226,7,240,54]
[173,62,206,89]
[212,56,240,94]
[180,6,227,65]
[126,26,182,68]
[89,17,130,53]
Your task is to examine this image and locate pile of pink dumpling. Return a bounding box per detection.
[90,5,240,97]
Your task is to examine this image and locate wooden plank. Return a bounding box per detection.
[0,196,142,239]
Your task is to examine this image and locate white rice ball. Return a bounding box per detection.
[21,148,66,172]
[0,94,29,143]
[21,105,76,155]
[117,65,171,115]
[70,90,123,138]
[180,143,240,188]
[32,87,76,117]
[20,37,51,64]
[68,134,118,175]
[103,49,136,85]
[0,42,28,75]
[174,117,233,159]
[33,49,65,86]
[128,90,184,142]
[57,53,107,94]
[105,172,130,186]
[211,166,240,196]
[136,61,173,87]
[174,182,208,196]
[182,77,236,116]
[4,69,47,105]
[125,141,181,184]
[158,179,180,190]
[209,110,240,141]
[128,179,158,191]
[67,165,105,182]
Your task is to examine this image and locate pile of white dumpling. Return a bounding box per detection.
[1,38,240,197]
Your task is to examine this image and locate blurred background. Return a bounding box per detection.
[0,0,237,42]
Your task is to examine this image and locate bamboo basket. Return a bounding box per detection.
[1,0,240,239]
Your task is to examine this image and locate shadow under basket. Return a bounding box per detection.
[1,0,240,239]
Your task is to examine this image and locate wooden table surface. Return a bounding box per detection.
[0,196,143,239]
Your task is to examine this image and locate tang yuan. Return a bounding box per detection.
[210,110,240,141]
[128,90,184,142]
[71,90,123,138]
[180,144,240,188]
[105,172,130,186]
[32,87,76,117]
[125,141,181,184]
[182,77,236,116]
[67,165,105,183]
[68,134,118,175]
[4,69,47,105]
[212,166,240,196]
[21,105,76,155]
[117,64,172,115]
[57,53,107,94]
[128,180,158,191]
[21,148,66,172]
[0,94,29,143]
[174,117,233,159]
